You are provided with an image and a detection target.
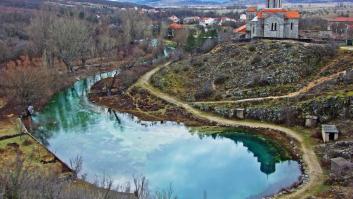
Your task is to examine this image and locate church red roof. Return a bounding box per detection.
[256,8,300,19]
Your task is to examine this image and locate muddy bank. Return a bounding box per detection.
[89,86,211,126]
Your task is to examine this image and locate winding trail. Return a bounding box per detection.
[193,70,346,105]
[133,62,324,199]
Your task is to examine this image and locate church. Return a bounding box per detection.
[246,0,300,39]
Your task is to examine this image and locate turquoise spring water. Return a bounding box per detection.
[33,72,301,199]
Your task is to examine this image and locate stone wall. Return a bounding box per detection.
[284,19,299,39]
[194,96,353,126]
[264,14,285,38]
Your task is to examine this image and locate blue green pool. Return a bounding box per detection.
[33,72,302,199]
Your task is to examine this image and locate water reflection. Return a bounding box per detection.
[32,71,301,199]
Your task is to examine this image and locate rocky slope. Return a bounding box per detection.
[151,40,336,102]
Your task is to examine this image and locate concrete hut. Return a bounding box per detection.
[236,108,245,119]
[305,115,318,128]
[321,124,339,143]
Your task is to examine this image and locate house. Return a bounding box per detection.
[321,124,339,143]
[199,17,218,27]
[328,17,353,33]
[183,16,200,24]
[328,17,353,44]
[240,14,247,22]
[219,17,237,26]
[169,23,183,30]
[168,23,184,38]
[234,25,247,38]
[246,0,300,39]
[168,15,180,23]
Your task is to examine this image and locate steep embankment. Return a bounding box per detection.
[151,40,336,102]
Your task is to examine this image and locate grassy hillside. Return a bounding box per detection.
[151,40,336,102]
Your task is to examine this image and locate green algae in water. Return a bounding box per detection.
[33,72,302,199]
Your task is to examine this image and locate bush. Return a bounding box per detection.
[0,65,58,106]
[195,80,214,100]
[214,75,228,85]
[190,58,203,67]
[248,45,256,52]
[251,55,262,65]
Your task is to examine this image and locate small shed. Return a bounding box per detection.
[305,115,318,128]
[331,157,353,176]
[321,124,339,143]
[236,108,245,119]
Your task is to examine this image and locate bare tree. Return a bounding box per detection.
[70,156,83,179]
[49,17,92,72]
[0,155,134,199]
[154,184,177,199]
[95,28,117,64]
[27,9,56,67]
[0,65,53,106]
[118,10,153,45]
[133,176,149,199]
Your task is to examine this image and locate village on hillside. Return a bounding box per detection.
[166,2,353,46]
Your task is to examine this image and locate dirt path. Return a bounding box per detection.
[193,69,347,105]
[134,62,324,199]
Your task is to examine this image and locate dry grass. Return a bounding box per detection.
[0,117,19,137]
[0,135,65,174]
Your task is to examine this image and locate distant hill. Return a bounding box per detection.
[0,0,152,9]
[72,0,152,8]
[0,0,43,9]
[111,0,353,7]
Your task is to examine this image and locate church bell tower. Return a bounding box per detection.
[266,0,282,8]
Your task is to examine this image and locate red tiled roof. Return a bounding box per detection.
[247,6,257,12]
[257,9,300,19]
[234,25,246,33]
[169,23,183,30]
[285,11,300,19]
[329,17,353,22]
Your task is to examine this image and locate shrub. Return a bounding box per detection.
[0,65,57,106]
[251,55,262,65]
[22,139,33,146]
[195,80,214,100]
[214,75,228,85]
[248,45,256,52]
